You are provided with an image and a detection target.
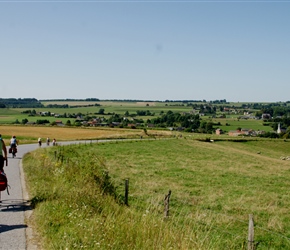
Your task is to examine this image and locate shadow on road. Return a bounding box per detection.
[0,224,28,233]
[0,199,32,212]
[8,156,22,160]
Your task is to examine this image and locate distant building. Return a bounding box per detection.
[111,122,121,127]
[262,113,271,120]
[26,121,36,125]
[277,123,281,134]
[127,123,136,128]
[228,128,258,137]
[215,128,223,135]
[55,120,64,126]
[228,130,243,136]
[277,123,286,134]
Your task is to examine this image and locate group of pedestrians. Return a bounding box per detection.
[38,137,57,147]
[1,134,58,172]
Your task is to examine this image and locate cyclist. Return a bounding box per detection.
[10,135,18,157]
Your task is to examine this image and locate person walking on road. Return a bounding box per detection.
[0,134,8,202]
[0,134,8,172]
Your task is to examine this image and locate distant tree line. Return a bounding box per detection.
[46,104,70,108]
[40,98,100,102]
[0,98,44,108]
[209,99,228,104]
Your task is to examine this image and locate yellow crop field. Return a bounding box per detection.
[0,125,173,144]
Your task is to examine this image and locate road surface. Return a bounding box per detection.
[0,142,42,249]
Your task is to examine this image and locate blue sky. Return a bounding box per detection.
[1,0,289,102]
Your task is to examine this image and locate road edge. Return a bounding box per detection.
[19,158,41,250]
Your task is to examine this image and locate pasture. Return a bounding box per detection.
[23,137,290,249]
[210,117,274,133]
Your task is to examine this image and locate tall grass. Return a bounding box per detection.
[23,139,290,249]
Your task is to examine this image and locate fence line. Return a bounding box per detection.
[197,209,290,244]
[254,224,290,242]
[188,207,290,243]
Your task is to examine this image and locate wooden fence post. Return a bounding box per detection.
[248,214,254,250]
[164,190,171,218]
[124,179,129,206]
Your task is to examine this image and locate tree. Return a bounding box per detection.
[22,118,28,124]
[36,119,50,125]
[206,122,214,133]
[98,108,105,115]
[74,121,82,127]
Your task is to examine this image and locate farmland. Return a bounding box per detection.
[0,99,285,136]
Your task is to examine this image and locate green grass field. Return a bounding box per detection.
[211,117,274,132]
[23,138,290,249]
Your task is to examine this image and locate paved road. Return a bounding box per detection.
[0,141,95,250]
[0,143,41,249]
